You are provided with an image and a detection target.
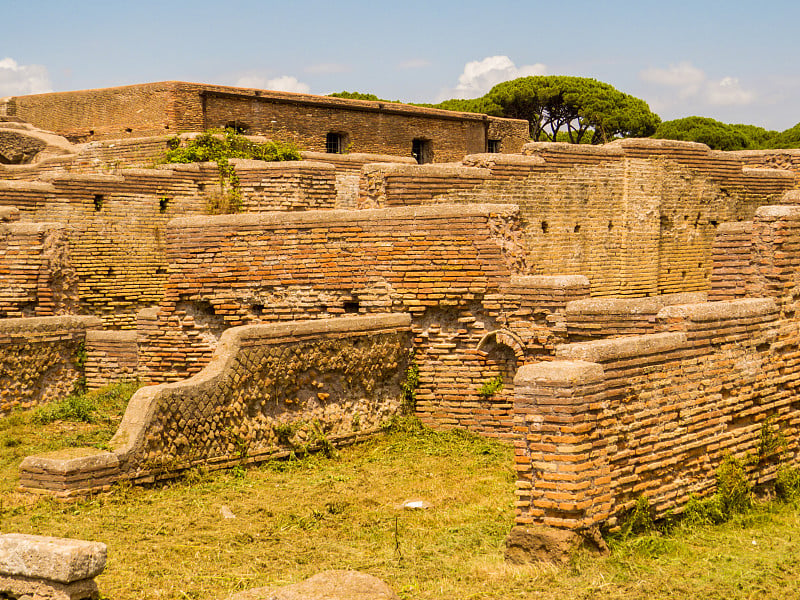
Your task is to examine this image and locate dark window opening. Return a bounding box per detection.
[93,194,104,212]
[343,300,360,313]
[225,121,249,134]
[326,132,348,154]
[251,303,265,316]
[125,127,133,133]
[487,139,501,153]
[412,138,433,164]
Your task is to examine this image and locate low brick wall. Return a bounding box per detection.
[20,314,412,496]
[564,292,707,340]
[513,297,795,531]
[0,315,101,414]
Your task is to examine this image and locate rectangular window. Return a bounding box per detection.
[487,139,501,153]
[326,132,346,153]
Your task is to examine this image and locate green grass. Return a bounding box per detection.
[0,382,140,493]
[0,405,799,599]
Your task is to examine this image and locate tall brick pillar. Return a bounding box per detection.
[512,360,611,530]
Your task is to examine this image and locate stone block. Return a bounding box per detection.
[0,534,106,584]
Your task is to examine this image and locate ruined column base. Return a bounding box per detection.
[505,525,609,564]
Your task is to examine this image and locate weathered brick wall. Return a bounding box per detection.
[363,140,795,297]
[302,151,416,208]
[732,149,800,181]
[84,330,138,389]
[359,164,490,209]
[709,221,754,301]
[0,173,203,327]
[7,82,530,161]
[20,314,412,495]
[0,213,76,318]
[135,204,568,438]
[0,316,101,413]
[514,298,794,530]
[512,204,800,531]
[564,292,706,341]
[7,83,178,142]
[0,162,342,327]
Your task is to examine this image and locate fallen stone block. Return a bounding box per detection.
[0,533,106,600]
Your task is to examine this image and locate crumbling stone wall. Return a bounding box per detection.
[20,314,411,495]
[0,315,100,413]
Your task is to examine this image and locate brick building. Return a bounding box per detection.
[0,81,530,163]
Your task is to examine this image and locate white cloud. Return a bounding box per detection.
[0,57,52,96]
[638,61,755,108]
[305,63,349,74]
[398,59,431,70]
[234,75,311,94]
[705,77,755,106]
[440,55,547,100]
[639,61,705,98]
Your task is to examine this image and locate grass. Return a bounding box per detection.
[0,398,798,599]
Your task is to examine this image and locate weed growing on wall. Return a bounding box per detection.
[162,128,301,213]
[401,355,420,414]
[478,375,504,399]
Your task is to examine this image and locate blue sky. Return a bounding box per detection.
[2,0,799,130]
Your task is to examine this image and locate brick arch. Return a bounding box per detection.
[476,329,525,363]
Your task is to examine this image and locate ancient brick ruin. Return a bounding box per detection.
[1,82,800,552]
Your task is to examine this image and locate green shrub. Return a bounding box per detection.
[162,128,301,214]
[33,394,96,424]
[775,467,800,502]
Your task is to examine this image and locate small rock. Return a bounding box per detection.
[402,499,431,510]
[220,505,236,519]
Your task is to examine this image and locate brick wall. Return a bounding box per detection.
[511,203,800,532]
[0,215,76,318]
[709,222,754,301]
[564,292,707,341]
[732,149,800,181]
[84,330,138,389]
[135,204,570,438]
[0,316,101,414]
[7,82,530,161]
[0,162,342,327]
[20,314,412,496]
[362,140,796,297]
